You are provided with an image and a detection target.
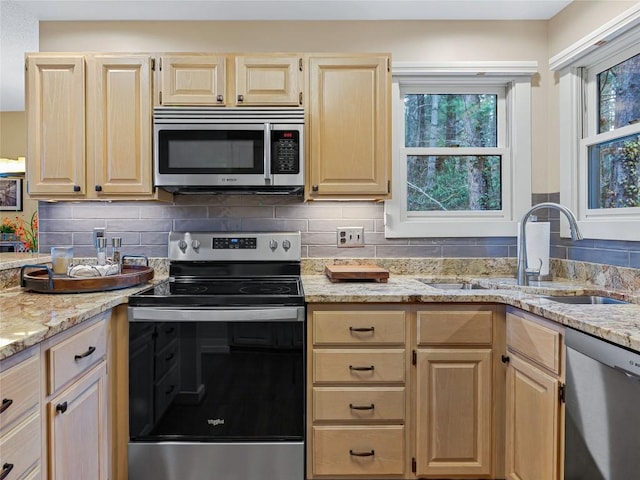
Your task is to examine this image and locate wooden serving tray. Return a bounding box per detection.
[324,264,390,283]
[20,263,154,294]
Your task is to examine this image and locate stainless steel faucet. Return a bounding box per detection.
[516,202,583,286]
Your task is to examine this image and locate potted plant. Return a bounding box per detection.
[0,218,17,241]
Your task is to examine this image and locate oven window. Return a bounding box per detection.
[158,129,264,173]
[129,321,304,442]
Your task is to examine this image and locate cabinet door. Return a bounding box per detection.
[47,362,108,480]
[415,348,492,477]
[87,55,153,195]
[505,355,560,480]
[26,55,86,196]
[161,55,226,105]
[307,55,391,199]
[234,55,301,105]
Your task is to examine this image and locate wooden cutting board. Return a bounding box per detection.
[324,264,390,283]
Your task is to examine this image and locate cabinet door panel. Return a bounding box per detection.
[415,348,492,477]
[27,55,85,196]
[47,362,108,480]
[307,55,390,198]
[235,55,301,105]
[88,55,153,195]
[161,55,225,105]
[505,355,560,480]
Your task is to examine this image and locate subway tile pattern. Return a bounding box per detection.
[37,192,640,267]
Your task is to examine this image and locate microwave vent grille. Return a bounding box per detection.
[153,107,304,124]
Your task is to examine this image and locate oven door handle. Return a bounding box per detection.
[129,306,304,323]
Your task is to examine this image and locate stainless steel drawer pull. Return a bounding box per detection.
[75,346,96,360]
[349,365,375,372]
[349,449,375,457]
[0,398,12,414]
[349,326,375,333]
[349,403,375,410]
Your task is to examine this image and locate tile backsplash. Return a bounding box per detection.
[37,193,640,268]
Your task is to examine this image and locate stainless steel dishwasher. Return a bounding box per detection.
[564,328,640,479]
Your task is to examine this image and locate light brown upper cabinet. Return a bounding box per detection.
[158,54,302,106]
[160,55,226,105]
[26,54,165,200]
[306,54,391,200]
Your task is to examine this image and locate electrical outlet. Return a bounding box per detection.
[337,227,365,248]
[93,227,106,247]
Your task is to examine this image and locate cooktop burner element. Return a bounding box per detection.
[129,232,304,308]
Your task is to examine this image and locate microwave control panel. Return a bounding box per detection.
[271,131,300,174]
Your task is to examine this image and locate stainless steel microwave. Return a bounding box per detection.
[153,107,304,194]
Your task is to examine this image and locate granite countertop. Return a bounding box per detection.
[3,269,640,361]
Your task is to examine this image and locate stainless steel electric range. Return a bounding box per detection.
[128,231,305,480]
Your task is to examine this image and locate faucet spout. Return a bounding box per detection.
[516,202,583,286]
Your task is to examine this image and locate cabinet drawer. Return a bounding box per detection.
[313,350,405,384]
[507,312,562,375]
[313,387,405,422]
[417,309,492,345]
[0,413,41,480]
[313,310,405,345]
[48,319,107,395]
[0,353,40,433]
[154,364,180,422]
[154,339,179,382]
[312,425,405,476]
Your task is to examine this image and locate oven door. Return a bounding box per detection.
[154,123,268,187]
[127,306,305,480]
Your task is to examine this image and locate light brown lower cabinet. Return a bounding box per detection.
[504,307,565,480]
[307,303,506,480]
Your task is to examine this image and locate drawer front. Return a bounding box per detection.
[23,466,42,480]
[48,319,107,395]
[0,413,41,480]
[313,310,405,345]
[312,425,405,476]
[417,309,493,345]
[0,353,40,433]
[154,364,180,422]
[313,387,405,422]
[507,312,562,375]
[313,350,405,384]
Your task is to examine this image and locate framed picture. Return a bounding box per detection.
[0,178,23,211]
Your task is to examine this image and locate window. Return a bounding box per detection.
[385,63,535,237]
[554,10,640,241]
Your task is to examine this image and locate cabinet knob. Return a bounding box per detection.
[312,185,319,192]
[216,94,224,103]
[73,185,81,192]
[56,401,68,414]
[95,185,102,192]
[237,94,244,102]
[501,355,510,364]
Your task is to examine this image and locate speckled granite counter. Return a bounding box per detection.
[3,254,640,361]
[0,256,169,360]
[0,252,53,290]
[302,274,640,353]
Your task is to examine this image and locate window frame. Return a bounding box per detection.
[554,5,640,240]
[385,62,535,238]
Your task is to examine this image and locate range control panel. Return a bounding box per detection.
[168,231,301,262]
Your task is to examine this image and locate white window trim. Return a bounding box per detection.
[554,4,640,240]
[385,62,535,238]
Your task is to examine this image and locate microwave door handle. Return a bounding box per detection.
[264,122,272,184]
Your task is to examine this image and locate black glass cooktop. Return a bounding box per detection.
[129,277,304,307]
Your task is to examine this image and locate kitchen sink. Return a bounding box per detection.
[419,281,487,290]
[541,295,628,305]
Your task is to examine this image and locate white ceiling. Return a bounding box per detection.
[6,0,574,21]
